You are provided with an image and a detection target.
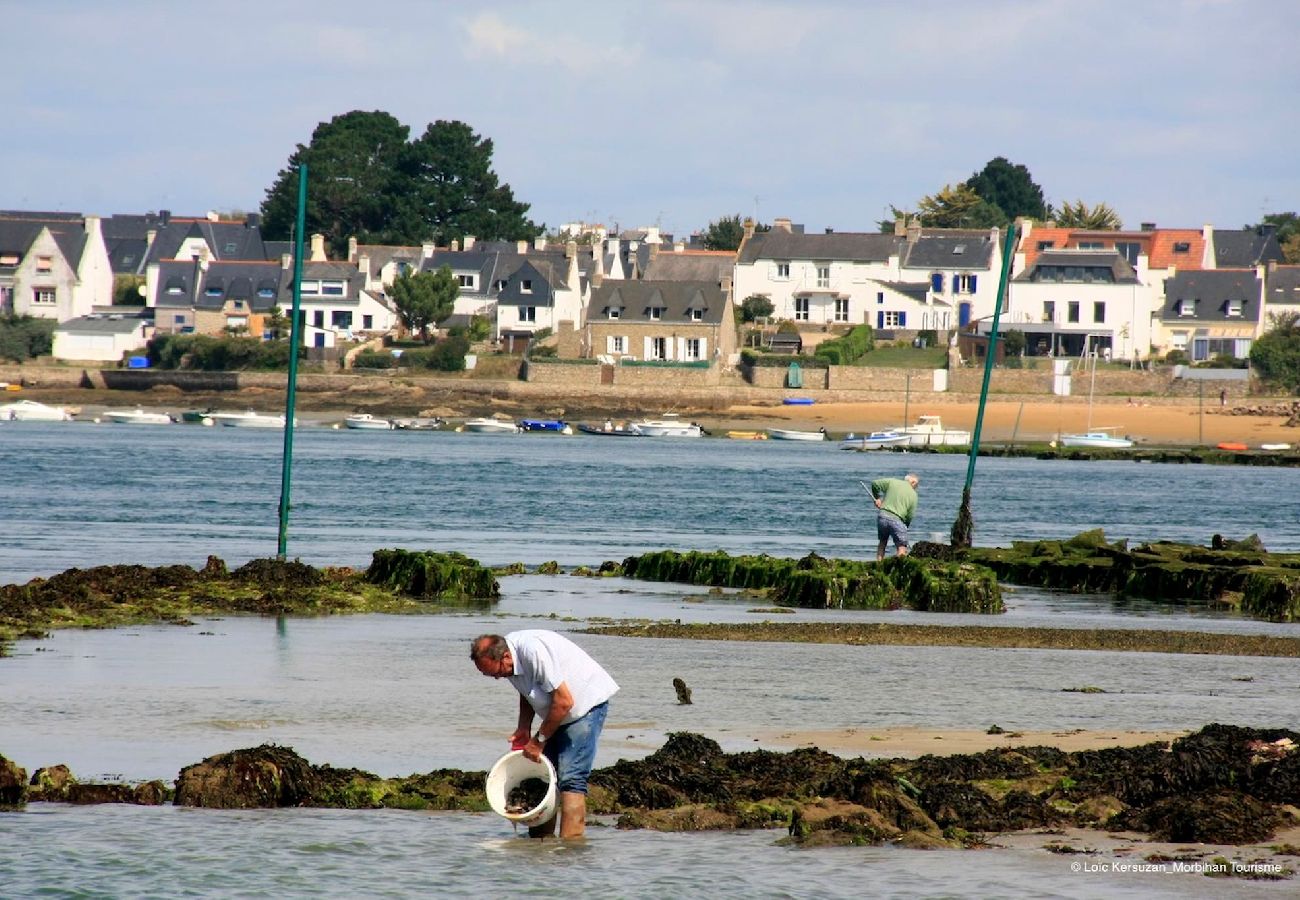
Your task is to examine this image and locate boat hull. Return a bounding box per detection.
[632,422,702,437]
[1060,433,1133,449]
[344,415,393,430]
[841,431,910,450]
[102,410,174,425]
[462,418,519,434]
[577,424,640,437]
[766,428,825,441]
[211,412,287,428]
[1,400,73,422]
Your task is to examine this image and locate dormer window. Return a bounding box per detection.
[607,307,620,320]
[1225,300,1243,318]
[321,280,345,296]
[648,306,664,321]
[223,242,238,254]
[457,273,476,289]
[1173,242,1190,253]
[521,279,533,294]
[1037,241,1054,251]
[1177,299,1196,317]
[495,279,507,291]
[205,286,224,298]
[690,308,704,321]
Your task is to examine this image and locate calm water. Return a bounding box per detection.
[2,422,1298,897]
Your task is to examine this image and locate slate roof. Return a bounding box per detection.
[640,250,734,282]
[1264,265,1300,306]
[143,218,268,267]
[1212,227,1284,268]
[587,279,726,325]
[737,229,901,264]
[902,233,996,269]
[1014,250,1140,284]
[155,259,285,311]
[878,280,932,301]
[1160,269,1262,322]
[54,313,149,335]
[0,214,89,271]
[353,243,422,280]
[422,248,571,297]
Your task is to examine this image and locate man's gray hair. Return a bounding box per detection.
[905,473,920,486]
[470,634,508,662]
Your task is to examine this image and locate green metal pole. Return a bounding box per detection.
[951,224,1018,548]
[277,163,307,559]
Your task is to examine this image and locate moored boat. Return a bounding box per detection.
[630,414,703,437]
[1261,443,1293,451]
[840,430,910,451]
[1059,430,1134,449]
[461,417,520,434]
[897,415,971,447]
[1216,441,1248,452]
[391,417,444,430]
[725,430,768,440]
[101,408,175,425]
[209,411,288,429]
[577,422,641,437]
[519,418,572,434]
[344,413,393,431]
[766,427,826,442]
[0,399,74,421]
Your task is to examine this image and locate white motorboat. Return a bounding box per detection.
[1059,430,1134,449]
[631,415,703,438]
[461,416,520,434]
[898,415,971,447]
[101,408,174,425]
[0,399,74,421]
[840,430,910,451]
[766,427,826,442]
[344,413,393,431]
[210,411,288,429]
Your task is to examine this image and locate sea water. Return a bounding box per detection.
[1,422,1298,897]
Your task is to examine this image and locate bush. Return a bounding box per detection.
[467,315,491,342]
[740,295,775,323]
[814,324,874,366]
[427,334,469,371]
[147,334,296,371]
[0,315,55,362]
[353,350,397,369]
[1164,348,1190,365]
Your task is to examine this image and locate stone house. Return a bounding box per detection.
[0,212,112,321]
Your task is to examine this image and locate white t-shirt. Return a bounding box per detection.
[506,630,619,724]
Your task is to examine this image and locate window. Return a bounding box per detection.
[1171,332,1188,350]
[816,265,830,288]
[231,300,245,310]
[205,286,223,297]
[955,274,977,294]
[648,306,664,321]
[1177,299,1196,317]
[313,310,325,327]
[172,314,186,325]
[611,336,625,353]
[794,297,810,321]
[685,338,702,360]
[300,280,320,295]
[226,315,247,329]
[834,297,850,322]
[776,262,790,279]
[690,308,704,321]
[519,306,536,322]
[32,287,56,304]
[36,256,52,272]
[1115,242,1140,265]
[1043,301,1056,322]
[495,279,507,291]
[1093,301,1106,323]
[877,292,884,305]
[651,337,667,360]
[1172,242,1191,253]
[930,273,944,293]
[332,311,353,329]
[520,279,533,294]
[223,242,238,254]
[1037,241,1054,251]
[457,274,476,289]
[1077,241,1103,250]
[1067,301,1080,323]
[607,307,620,320]
[362,315,373,329]
[1225,300,1243,317]
[257,284,277,299]
[0,253,18,265]
[953,244,966,255]
[883,311,901,327]
[321,280,345,296]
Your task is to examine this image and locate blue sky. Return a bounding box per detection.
[8,0,1298,238]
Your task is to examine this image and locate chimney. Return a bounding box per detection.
[309,233,327,261]
[674,241,685,253]
[464,236,476,250]
[246,212,262,229]
[773,217,793,233]
[743,218,756,240]
[1268,260,1278,274]
[347,236,358,261]
[906,218,921,243]
[281,253,293,270]
[824,227,834,234]
[160,209,171,227]
[451,239,459,252]
[565,240,576,259]
[592,269,603,289]
[517,240,528,253]
[534,236,547,251]
[206,210,219,222]
[358,253,371,281]
[649,243,660,260]
[1140,222,1156,232]
[894,217,906,237]
[421,242,435,259]
[721,274,733,299]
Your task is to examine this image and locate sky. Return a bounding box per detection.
[7,0,1299,239]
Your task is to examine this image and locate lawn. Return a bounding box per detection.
[857,345,948,368]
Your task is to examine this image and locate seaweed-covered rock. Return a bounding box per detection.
[366,549,500,601]
[174,745,322,808]
[29,764,72,799]
[1111,791,1281,843]
[787,799,901,846]
[65,781,167,805]
[0,754,27,808]
[232,559,322,588]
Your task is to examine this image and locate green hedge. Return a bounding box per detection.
[147,334,296,371]
[0,315,55,362]
[740,350,829,369]
[813,324,874,366]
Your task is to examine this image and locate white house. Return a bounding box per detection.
[52,312,151,362]
[0,213,112,322]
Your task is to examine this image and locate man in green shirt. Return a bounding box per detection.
[869,474,919,560]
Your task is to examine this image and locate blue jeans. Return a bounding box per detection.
[542,702,608,794]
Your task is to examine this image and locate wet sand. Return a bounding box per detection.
[758,725,1190,757]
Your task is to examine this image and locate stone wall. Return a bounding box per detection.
[524,359,721,389]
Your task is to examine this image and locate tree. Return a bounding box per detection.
[0,315,54,362]
[389,266,458,343]
[260,112,539,255]
[702,215,746,251]
[1250,312,1300,393]
[394,120,539,246]
[740,295,775,323]
[261,110,411,255]
[916,184,1007,229]
[1003,329,1026,357]
[965,157,1048,222]
[1054,200,1123,230]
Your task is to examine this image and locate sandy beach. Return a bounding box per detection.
[756,725,1190,757]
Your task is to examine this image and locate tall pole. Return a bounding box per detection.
[1198,380,1204,446]
[277,163,307,559]
[952,224,1018,548]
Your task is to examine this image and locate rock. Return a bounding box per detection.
[788,799,900,845]
[175,745,322,809]
[29,764,72,799]
[1112,791,1281,843]
[0,755,28,808]
[673,677,693,705]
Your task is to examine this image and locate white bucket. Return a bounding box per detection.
[485,750,558,826]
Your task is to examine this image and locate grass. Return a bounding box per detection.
[856,346,947,368]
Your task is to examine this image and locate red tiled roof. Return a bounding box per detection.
[1147,229,1206,270]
